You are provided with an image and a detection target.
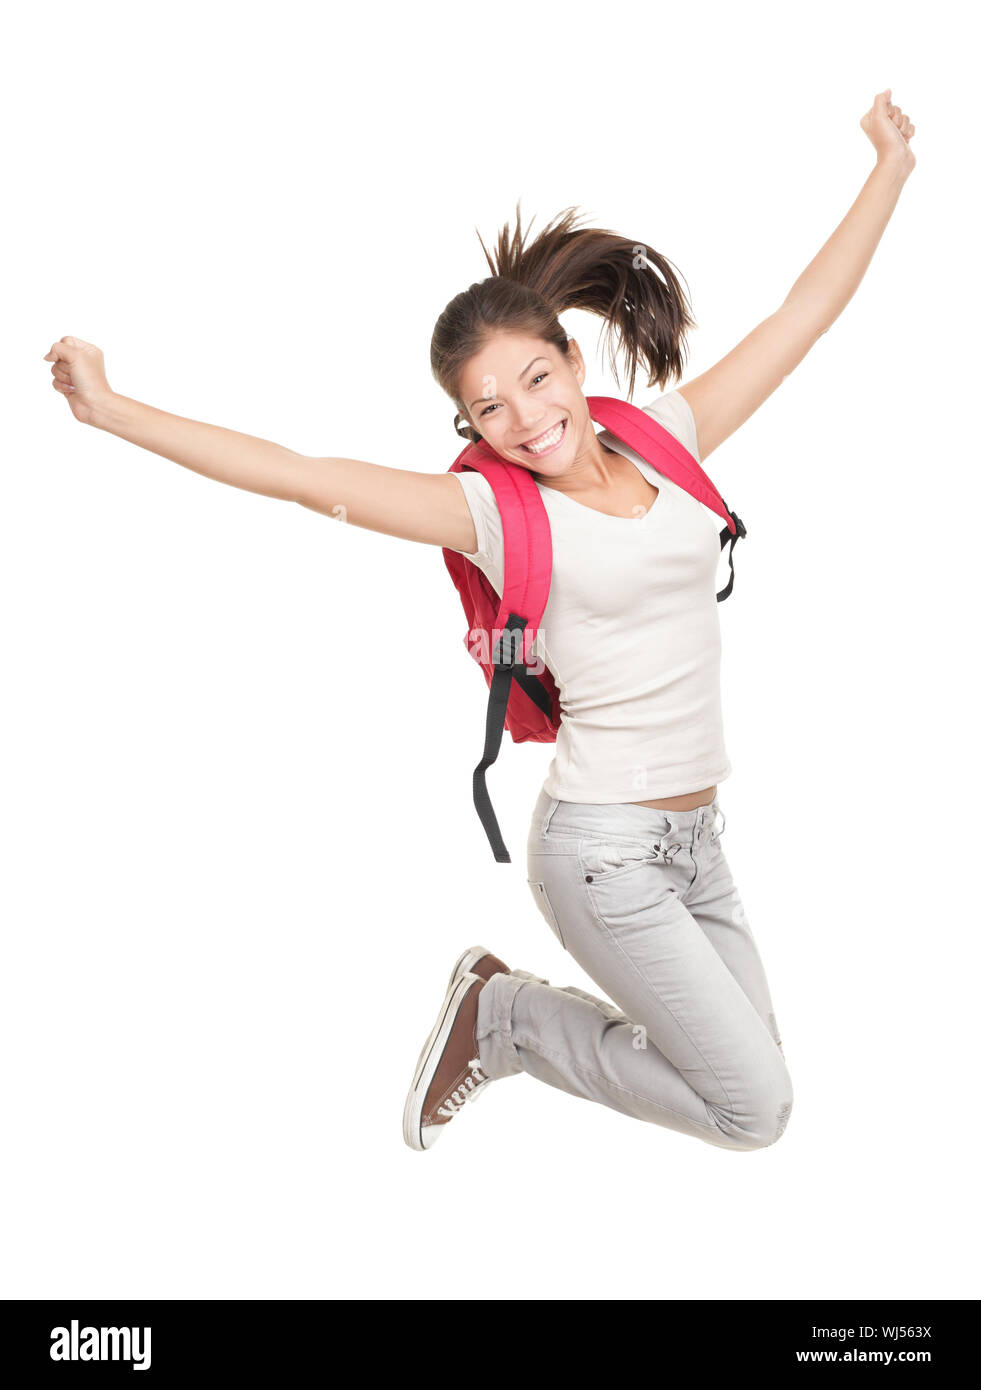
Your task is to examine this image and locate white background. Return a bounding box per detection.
[4,0,978,1300]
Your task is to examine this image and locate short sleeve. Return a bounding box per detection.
[444,471,505,588]
[639,389,701,463]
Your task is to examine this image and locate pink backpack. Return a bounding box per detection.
[442,395,747,863]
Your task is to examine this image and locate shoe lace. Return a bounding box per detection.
[435,1058,490,1119]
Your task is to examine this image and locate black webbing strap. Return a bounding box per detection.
[473,613,531,864]
[716,505,747,603]
[474,505,745,857]
[512,664,553,716]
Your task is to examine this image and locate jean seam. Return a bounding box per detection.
[509,1031,732,1139]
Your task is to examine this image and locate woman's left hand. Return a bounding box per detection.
[860,88,916,173]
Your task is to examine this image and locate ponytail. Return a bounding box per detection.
[431,200,696,442]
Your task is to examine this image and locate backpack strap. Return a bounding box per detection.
[585,396,748,601]
[450,446,554,863]
[446,398,747,862]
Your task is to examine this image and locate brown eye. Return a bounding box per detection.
[481,373,547,416]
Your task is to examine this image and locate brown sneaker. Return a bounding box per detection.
[403,972,492,1151]
[446,944,510,992]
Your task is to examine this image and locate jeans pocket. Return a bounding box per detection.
[579,837,659,884]
[528,879,565,949]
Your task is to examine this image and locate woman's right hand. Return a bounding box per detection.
[42,336,113,425]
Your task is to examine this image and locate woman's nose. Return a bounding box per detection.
[516,408,547,433]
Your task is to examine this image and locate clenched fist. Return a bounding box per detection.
[42,336,112,425]
[860,89,916,174]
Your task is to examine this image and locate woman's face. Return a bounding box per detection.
[457,333,591,476]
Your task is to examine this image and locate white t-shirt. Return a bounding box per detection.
[446,390,731,804]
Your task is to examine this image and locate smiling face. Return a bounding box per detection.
[457,332,595,477]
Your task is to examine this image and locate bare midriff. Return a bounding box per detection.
[629,785,717,811]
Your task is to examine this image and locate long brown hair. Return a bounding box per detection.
[431,200,696,444]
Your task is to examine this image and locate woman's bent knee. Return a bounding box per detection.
[710,1087,794,1152]
[753,1095,794,1149]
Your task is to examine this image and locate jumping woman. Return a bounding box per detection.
[43,89,916,1155]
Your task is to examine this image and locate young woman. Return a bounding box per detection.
[43,89,915,1155]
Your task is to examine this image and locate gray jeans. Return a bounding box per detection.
[475,786,793,1150]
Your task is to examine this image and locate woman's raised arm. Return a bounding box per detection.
[42,336,479,553]
[677,89,916,462]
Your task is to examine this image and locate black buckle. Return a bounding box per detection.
[720,498,746,541]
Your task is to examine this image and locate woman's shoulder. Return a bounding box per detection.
[448,467,499,534]
[445,469,504,578]
[637,389,702,463]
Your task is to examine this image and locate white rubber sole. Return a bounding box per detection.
[402,973,481,1152]
[445,944,494,993]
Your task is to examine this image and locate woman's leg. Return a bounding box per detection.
[474,790,793,1151]
[680,810,787,1061]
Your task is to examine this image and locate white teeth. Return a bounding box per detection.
[522,420,565,454]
